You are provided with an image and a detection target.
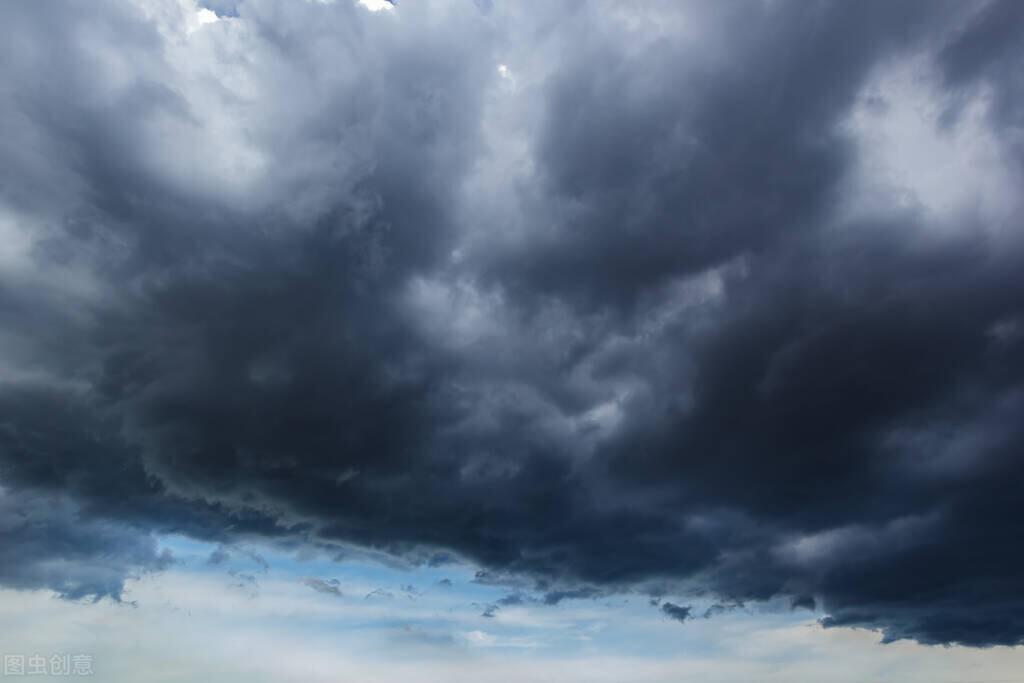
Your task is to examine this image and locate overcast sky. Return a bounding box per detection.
[1,0,1024,680]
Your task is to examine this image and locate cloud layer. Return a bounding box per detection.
[1,0,1023,647]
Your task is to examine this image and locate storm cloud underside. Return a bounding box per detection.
[1,0,1023,647]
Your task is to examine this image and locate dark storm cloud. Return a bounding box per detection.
[1,0,1023,648]
[0,486,173,601]
[542,587,604,606]
[660,603,693,624]
[479,0,959,309]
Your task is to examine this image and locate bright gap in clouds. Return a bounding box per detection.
[186,7,220,34]
[1,536,1021,683]
[196,8,219,25]
[358,0,394,12]
[843,57,1019,230]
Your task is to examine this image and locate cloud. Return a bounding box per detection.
[543,587,605,606]
[661,603,693,624]
[0,486,172,601]
[206,547,231,566]
[1,0,1023,648]
[302,577,343,598]
[482,591,533,617]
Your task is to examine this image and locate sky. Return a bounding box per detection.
[1,0,1023,681]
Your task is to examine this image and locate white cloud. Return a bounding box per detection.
[3,561,1024,683]
[842,57,1021,233]
[357,0,394,12]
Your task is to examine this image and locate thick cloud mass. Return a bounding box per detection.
[1,0,1023,647]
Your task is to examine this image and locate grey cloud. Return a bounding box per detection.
[702,601,745,619]
[543,587,605,606]
[792,596,816,612]
[206,547,231,566]
[0,487,172,601]
[660,603,693,624]
[481,591,533,617]
[1,0,1023,648]
[302,577,343,598]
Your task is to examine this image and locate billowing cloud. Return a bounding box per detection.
[0,485,172,600]
[1,0,1023,648]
